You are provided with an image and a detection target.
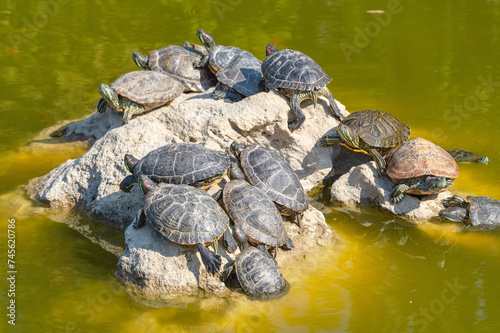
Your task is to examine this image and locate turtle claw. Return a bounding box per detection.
[197,243,221,275]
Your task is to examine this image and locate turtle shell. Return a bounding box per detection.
[110,71,183,111]
[341,110,410,148]
[468,196,500,229]
[235,247,288,298]
[131,143,231,186]
[148,45,216,92]
[238,145,308,213]
[209,45,264,97]
[261,48,331,91]
[223,180,288,246]
[386,137,459,183]
[144,184,229,245]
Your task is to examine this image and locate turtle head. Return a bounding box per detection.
[439,206,468,223]
[99,83,120,110]
[425,176,453,193]
[234,225,250,251]
[197,29,216,51]
[229,141,247,159]
[132,51,150,70]
[265,44,279,57]
[124,154,138,174]
[337,123,360,148]
[137,174,156,195]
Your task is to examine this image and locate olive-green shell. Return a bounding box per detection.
[235,247,287,297]
[386,137,459,183]
[340,110,410,148]
[143,184,229,245]
[238,145,308,213]
[110,71,183,111]
[223,180,288,246]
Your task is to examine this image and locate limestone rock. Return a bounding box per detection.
[329,162,453,222]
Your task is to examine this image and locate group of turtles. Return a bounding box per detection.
[120,142,307,298]
[97,29,499,297]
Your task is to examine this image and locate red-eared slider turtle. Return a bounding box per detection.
[261,44,344,131]
[320,110,411,176]
[195,29,265,101]
[120,143,231,192]
[222,180,292,257]
[132,44,216,92]
[221,246,289,299]
[439,195,500,230]
[447,149,489,164]
[229,142,308,227]
[386,137,460,203]
[134,176,229,275]
[97,71,183,125]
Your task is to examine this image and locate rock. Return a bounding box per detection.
[329,162,453,222]
[29,88,349,227]
[115,205,336,303]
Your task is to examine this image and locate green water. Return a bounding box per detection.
[1,0,500,332]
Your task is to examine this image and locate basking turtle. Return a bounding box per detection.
[447,149,489,164]
[439,195,500,230]
[221,246,289,299]
[195,29,265,101]
[320,110,410,175]
[120,143,231,192]
[386,137,459,203]
[97,71,183,125]
[134,176,229,275]
[222,180,292,257]
[132,44,216,92]
[229,142,308,227]
[261,44,344,131]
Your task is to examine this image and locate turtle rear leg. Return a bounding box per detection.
[122,99,145,125]
[317,86,344,120]
[367,148,387,176]
[289,92,308,131]
[196,243,222,275]
[212,82,244,101]
[390,183,410,204]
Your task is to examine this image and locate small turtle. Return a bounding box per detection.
[261,44,344,131]
[447,149,489,164]
[120,143,231,192]
[221,246,289,299]
[386,137,460,203]
[132,44,216,92]
[439,195,500,230]
[229,142,308,227]
[320,110,410,175]
[98,71,183,125]
[222,180,292,257]
[134,176,229,275]
[195,29,265,101]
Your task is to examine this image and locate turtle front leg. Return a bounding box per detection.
[212,82,244,101]
[193,55,209,68]
[442,195,468,208]
[97,98,109,114]
[367,148,387,176]
[133,209,147,229]
[289,92,308,132]
[122,99,145,125]
[317,86,344,120]
[390,183,410,204]
[197,243,222,275]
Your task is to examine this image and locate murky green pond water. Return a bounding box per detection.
[1,0,500,332]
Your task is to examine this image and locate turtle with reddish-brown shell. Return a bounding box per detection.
[386,137,459,203]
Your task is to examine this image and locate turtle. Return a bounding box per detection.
[386,137,460,203]
[447,149,489,164]
[439,195,500,230]
[134,176,229,275]
[261,44,344,132]
[229,141,308,227]
[195,29,265,101]
[221,179,292,257]
[132,44,216,92]
[97,71,183,125]
[119,143,231,192]
[320,110,411,176]
[221,246,289,299]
